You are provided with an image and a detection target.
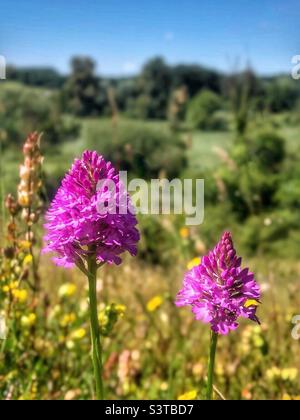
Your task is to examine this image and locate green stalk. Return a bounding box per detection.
[206,331,218,400]
[87,254,104,400]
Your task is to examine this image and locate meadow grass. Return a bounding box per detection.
[1,116,300,400]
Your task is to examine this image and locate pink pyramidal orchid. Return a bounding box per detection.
[44,150,139,268]
[43,151,140,400]
[176,231,261,399]
[176,231,260,335]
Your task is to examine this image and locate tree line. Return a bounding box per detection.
[6,56,300,120]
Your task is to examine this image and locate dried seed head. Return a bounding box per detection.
[17,132,44,224]
[3,247,15,259]
[5,194,20,216]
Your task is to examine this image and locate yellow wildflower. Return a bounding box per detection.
[178,390,197,400]
[23,254,33,266]
[98,303,127,336]
[244,299,260,308]
[187,257,201,270]
[58,283,77,298]
[98,311,109,328]
[9,281,19,290]
[281,368,298,382]
[266,366,281,381]
[179,227,189,239]
[12,289,28,303]
[114,304,126,317]
[21,313,36,327]
[71,328,86,340]
[60,313,76,328]
[283,394,300,400]
[147,295,163,312]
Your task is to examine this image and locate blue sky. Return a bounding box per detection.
[0,0,299,76]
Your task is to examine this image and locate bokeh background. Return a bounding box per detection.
[0,0,300,400]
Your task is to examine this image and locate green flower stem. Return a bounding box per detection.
[206,331,218,400]
[87,254,104,400]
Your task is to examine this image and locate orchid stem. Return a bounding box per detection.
[206,331,218,400]
[87,254,104,400]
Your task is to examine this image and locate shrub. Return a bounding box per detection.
[275,162,300,210]
[265,77,300,112]
[249,132,285,171]
[220,131,286,218]
[0,83,80,149]
[239,210,300,257]
[186,89,224,130]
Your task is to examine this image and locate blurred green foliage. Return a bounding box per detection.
[62,57,107,117]
[220,131,286,217]
[85,119,187,179]
[0,83,80,149]
[266,77,300,112]
[187,89,225,130]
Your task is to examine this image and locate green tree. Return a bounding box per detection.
[187,89,223,130]
[7,66,65,88]
[172,64,222,97]
[63,57,106,116]
[136,57,172,119]
[265,77,300,112]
